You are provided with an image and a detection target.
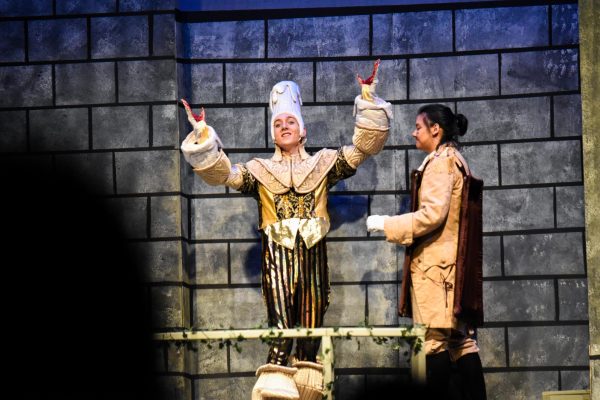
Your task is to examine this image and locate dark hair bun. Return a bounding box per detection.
[455,114,468,136]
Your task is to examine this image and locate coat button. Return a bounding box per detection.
[417,258,422,263]
[421,276,426,280]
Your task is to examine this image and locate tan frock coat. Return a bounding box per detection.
[384,145,464,329]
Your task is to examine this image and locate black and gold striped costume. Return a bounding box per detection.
[237,148,356,365]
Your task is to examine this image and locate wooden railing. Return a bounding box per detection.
[154,326,426,399]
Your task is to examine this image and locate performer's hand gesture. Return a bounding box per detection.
[180,99,223,168]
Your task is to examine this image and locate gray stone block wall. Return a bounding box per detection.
[1,1,586,398]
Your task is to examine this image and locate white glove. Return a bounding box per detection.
[354,95,393,130]
[180,125,222,169]
[366,215,388,232]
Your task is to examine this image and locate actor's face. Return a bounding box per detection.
[412,113,440,153]
[274,113,303,154]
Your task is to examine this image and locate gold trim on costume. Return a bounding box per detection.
[264,218,330,250]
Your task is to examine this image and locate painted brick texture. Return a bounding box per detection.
[0,1,586,398]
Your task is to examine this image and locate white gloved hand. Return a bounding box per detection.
[354,95,393,131]
[366,215,388,232]
[180,126,222,169]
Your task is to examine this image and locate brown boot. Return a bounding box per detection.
[291,361,324,400]
[252,364,300,400]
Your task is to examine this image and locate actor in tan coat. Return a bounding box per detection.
[367,104,486,399]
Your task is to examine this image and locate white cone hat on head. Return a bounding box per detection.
[269,81,309,160]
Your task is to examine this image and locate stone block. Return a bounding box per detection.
[331,150,401,192]
[508,325,588,366]
[367,284,398,326]
[268,15,369,58]
[152,285,189,328]
[501,49,579,95]
[368,194,397,240]
[407,148,428,172]
[30,108,89,152]
[556,185,585,228]
[56,62,115,105]
[104,196,147,238]
[119,0,174,11]
[153,342,167,372]
[300,105,354,148]
[552,4,579,45]
[194,287,266,329]
[484,371,558,400]
[559,278,588,320]
[458,97,550,142]
[226,62,313,103]
[410,55,498,99]
[153,104,178,148]
[554,94,582,136]
[188,345,227,374]
[390,102,453,146]
[483,280,554,322]
[118,60,176,102]
[153,14,175,56]
[56,0,116,14]
[0,0,52,16]
[115,150,179,193]
[186,243,228,285]
[316,59,407,101]
[483,236,502,277]
[29,18,87,61]
[560,370,589,391]
[163,341,188,373]
[230,242,262,284]
[207,107,265,149]
[335,375,365,400]
[477,327,506,367]
[333,336,399,368]
[483,188,554,232]
[179,150,226,196]
[54,152,114,194]
[132,240,183,282]
[327,195,368,238]
[229,339,270,372]
[92,106,149,149]
[156,376,191,400]
[196,377,255,400]
[500,140,582,185]
[0,111,27,153]
[459,145,499,186]
[0,21,24,62]
[503,233,585,276]
[181,196,189,240]
[327,240,397,282]
[456,6,548,51]
[323,284,366,326]
[177,63,223,104]
[0,65,52,107]
[180,20,263,59]
[373,11,452,55]
[191,197,258,240]
[151,195,181,238]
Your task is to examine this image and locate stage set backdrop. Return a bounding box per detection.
[2,0,597,399]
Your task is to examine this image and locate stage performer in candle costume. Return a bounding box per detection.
[180,61,392,400]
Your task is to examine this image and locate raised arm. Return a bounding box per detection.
[179,99,255,193]
[341,60,393,170]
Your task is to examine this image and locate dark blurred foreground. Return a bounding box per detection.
[0,161,158,400]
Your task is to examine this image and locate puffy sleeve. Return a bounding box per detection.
[327,148,357,188]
